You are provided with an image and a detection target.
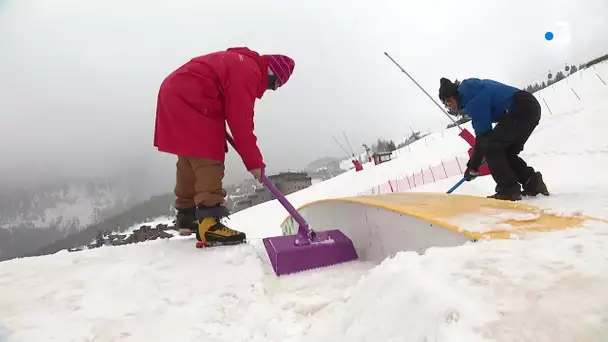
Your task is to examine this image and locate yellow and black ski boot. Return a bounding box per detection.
[194,205,246,248]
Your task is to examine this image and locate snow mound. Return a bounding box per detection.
[305,221,608,342]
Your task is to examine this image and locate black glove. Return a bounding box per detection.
[467,147,484,170]
[464,168,479,181]
[467,132,489,171]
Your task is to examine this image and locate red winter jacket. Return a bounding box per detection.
[153,47,269,171]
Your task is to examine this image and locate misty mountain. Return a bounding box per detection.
[17,192,176,260]
[0,175,170,261]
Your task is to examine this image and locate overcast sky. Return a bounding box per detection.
[1,0,607,190]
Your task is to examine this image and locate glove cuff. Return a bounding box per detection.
[466,162,480,172]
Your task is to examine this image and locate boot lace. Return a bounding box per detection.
[214,216,240,235]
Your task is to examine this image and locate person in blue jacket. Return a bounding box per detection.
[438,77,549,200]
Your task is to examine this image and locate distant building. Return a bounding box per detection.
[229,193,250,212]
[248,186,273,206]
[268,172,312,195]
[308,168,343,184]
[230,184,269,213]
[230,171,312,213]
[315,160,341,173]
[233,188,270,212]
[372,151,393,165]
[234,199,252,212]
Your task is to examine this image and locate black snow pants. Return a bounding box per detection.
[468,91,541,193]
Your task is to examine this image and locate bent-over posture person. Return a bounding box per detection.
[438,77,549,201]
[154,47,295,244]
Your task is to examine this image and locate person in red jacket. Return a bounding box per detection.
[153,47,295,245]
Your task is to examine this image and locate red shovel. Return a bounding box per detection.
[458,129,491,176]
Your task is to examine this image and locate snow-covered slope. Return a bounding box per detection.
[1,63,608,341]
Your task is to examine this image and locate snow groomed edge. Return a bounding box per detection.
[279,193,604,263]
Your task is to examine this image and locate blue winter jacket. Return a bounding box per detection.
[457,78,520,136]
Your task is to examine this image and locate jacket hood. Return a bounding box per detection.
[226,47,268,99]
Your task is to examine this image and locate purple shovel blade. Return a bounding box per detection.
[223,134,358,276]
[263,230,358,276]
[259,173,359,276]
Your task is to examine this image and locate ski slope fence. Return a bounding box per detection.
[357,156,469,195]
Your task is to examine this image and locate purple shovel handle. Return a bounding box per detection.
[226,133,313,240]
[260,173,312,238]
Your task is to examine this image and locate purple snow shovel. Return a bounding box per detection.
[226,133,358,276]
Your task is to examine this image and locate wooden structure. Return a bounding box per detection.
[372,152,392,165]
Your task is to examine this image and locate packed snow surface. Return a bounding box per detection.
[1,63,608,341]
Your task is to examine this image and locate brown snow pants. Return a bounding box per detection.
[174,155,226,209]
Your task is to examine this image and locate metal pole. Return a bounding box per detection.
[384,52,462,130]
[542,98,554,116]
[570,88,580,101]
[342,130,356,157]
[332,135,352,160]
[447,177,466,194]
[447,160,487,194]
